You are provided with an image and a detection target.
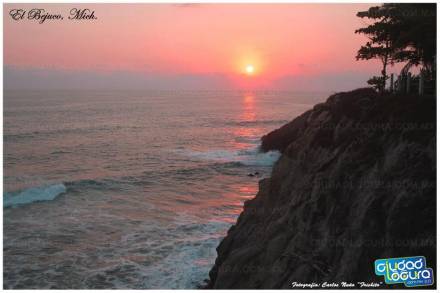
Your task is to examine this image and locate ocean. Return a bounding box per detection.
[3,89,326,288]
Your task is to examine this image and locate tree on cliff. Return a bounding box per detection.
[355,5,396,92]
[355,4,436,91]
[388,4,436,78]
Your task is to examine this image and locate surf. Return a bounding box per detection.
[4,183,67,208]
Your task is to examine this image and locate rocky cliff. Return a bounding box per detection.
[208,88,436,289]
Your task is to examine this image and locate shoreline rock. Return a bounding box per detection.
[208,88,436,289]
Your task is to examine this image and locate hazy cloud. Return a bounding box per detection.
[4,66,235,91]
[4,66,379,92]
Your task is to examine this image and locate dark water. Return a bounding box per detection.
[3,89,326,288]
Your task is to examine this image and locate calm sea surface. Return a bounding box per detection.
[4,90,326,288]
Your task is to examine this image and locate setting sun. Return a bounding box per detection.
[245,65,255,75]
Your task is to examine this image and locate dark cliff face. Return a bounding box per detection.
[208,88,436,289]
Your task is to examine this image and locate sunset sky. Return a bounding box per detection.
[4,3,403,91]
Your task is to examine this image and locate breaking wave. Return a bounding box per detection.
[4,183,67,208]
[175,147,281,167]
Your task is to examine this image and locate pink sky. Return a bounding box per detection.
[4,3,399,91]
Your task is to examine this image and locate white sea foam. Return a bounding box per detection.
[177,147,281,167]
[138,214,230,289]
[237,148,281,166]
[4,183,67,208]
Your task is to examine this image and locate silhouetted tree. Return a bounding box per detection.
[388,4,436,78]
[355,5,397,93]
[356,4,436,92]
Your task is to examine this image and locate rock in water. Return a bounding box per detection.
[208,88,436,289]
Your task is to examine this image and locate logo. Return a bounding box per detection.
[375,256,434,287]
